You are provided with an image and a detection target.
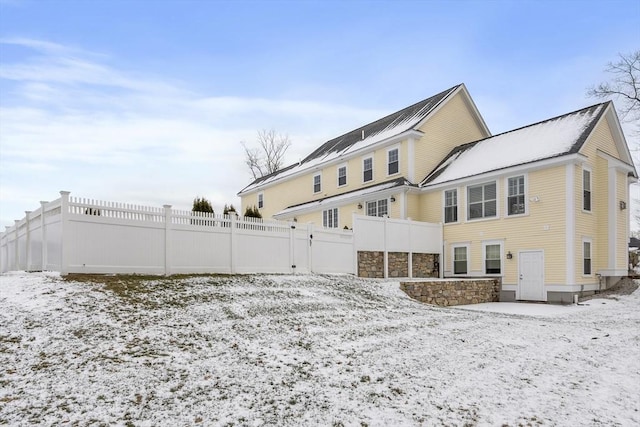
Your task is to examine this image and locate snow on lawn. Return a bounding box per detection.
[1,272,638,426]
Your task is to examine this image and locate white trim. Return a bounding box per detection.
[451,243,470,276]
[505,173,528,217]
[407,137,415,182]
[387,145,400,177]
[442,188,459,224]
[565,163,575,285]
[466,180,498,222]
[421,153,586,191]
[603,104,637,172]
[517,249,546,301]
[582,237,593,277]
[608,163,616,269]
[582,166,592,213]
[482,239,504,276]
[596,149,636,173]
[362,155,374,184]
[273,183,410,219]
[322,207,339,229]
[597,268,628,276]
[337,163,348,188]
[313,173,322,194]
[238,129,424,196]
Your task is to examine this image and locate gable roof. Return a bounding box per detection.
[421,102,611,187]
[238,84,464,195]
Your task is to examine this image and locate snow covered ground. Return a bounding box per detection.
[1,272,638,426]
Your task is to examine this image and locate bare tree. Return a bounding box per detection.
[241,129,292,180]
[588,50,639,123]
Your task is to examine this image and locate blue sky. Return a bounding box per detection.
[1,0,639,228]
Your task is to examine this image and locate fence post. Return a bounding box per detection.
[289,222,296,274]
[59,191,71,275]
[40,201,48,271]
[230,214,237,274]
[163,205,172,276]
[24,211,31,271]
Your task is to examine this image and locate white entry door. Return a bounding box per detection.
[518,250,545,301]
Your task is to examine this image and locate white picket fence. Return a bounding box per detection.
[0,191,442,277]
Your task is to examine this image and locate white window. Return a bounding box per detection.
[583,168,591,212]
[323,208,338,228]
[483,242,502,275]
[257,193,264,209]
[444,189,458,223]
[366,199,388,217]
[313,174,321,194]
[453,245,468,275]
[337,165,347,187]
[468,182,497,220]
[507,175,525,215]
[363,157,373,182]
[583,239,592,275]
[388,148,399,175]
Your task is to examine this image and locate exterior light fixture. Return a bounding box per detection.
[390,196,396,202]
[506,251,513,260]
[357,203,363,209]
[620,201,627,210]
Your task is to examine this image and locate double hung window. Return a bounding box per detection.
[507,176,525,215]
[444,189,458,223]
[313,174,321,194]
[363,157,373,182]
[388,148,399,175]
[468,182,497,220]
[338,165,347,187]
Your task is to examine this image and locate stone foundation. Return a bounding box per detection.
[388,252,408,277]
[357,251,440,279]
[412,253,439,278]
[400,278,500,306]
[358,251,384,278]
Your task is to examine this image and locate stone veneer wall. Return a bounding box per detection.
[400,278,500,306]
[358,251,384,278]
[358,251,440,279]
[388,252,408,277]
[412,253,439,278]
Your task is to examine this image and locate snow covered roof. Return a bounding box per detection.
[238,84,462,195]
[274,177,413,218]
[421,102,609,186]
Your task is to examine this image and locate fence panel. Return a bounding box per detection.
[311,228,355,274]
[1,192,441,277]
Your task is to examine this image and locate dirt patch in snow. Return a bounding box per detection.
[580,277,639,301]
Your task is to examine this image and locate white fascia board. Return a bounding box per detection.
[420,153,586,192]
[604,105,637,175]
[596,149,636,173]
[238,129,423,196]
[273,184,412,220]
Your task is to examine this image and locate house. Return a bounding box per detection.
[238,84,637,303]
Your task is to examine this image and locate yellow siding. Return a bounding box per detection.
[406,193,421,221]
[413,92,489,183]
[430,166,566,285]
[617,170,628,269]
